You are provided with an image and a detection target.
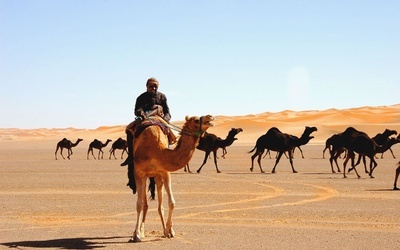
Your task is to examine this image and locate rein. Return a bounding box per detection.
[164,116,204,138]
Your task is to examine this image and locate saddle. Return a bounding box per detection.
[134,116,177,144]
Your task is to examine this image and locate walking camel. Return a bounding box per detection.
[55,138,83,160]
[328,127,365,175]
[129,115,214,242]
[328,127,378,178]
[109,137,128,159]
[218,128,243,159]
[348,135,400,176]
[194,128,243,173]
[87,139,112,159]
[249,126,317,173]
[372,129,398,158]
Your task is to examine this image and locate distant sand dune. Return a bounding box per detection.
[1,104,399,145]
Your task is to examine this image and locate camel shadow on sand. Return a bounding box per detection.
[0,236,153,249]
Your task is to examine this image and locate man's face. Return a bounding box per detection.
[147,83,158,94]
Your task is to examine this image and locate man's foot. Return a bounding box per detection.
[127,182,136,194]
[120,156,132,166]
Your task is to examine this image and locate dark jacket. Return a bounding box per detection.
[134,91,171,122]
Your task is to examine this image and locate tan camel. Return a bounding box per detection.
[55,138,83,160]
[131,115,214,242]
[87,139,112,159]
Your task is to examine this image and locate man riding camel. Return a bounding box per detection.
[121,77,176,167]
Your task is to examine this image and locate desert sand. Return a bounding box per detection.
[1,105,400,249]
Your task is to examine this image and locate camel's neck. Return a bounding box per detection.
[103,141,110,147]
[163,129,200,172]
[72,140,81,147]
[222,134,236,146]
[376,140,399,153]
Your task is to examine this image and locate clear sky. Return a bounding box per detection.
[1,0,399,129]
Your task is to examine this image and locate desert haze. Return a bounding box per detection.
[1,105,400,249]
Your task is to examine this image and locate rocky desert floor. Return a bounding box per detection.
[1,139,400,249]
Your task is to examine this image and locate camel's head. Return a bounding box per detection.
[305,126,318,135]
[184,115,214,137]
[385,129,398,136]
[229,128,243,137]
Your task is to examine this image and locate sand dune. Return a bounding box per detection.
[2,104,399,145]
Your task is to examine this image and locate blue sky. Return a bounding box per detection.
[1,0,399,129]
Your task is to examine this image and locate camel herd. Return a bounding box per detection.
[55,137,127,160]
[54,118,400,243]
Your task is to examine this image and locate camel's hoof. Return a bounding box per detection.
[250,168,253,172]
[394,187,399,190]
[343,176,347,178]
[332,171,336,174]
[196,170,201,174]
[261,170,265,173]
[357,176,361,179]
[370,175,374,179]
[293,170,298,173]
[217,171,221,173]
[130,235,141,243]
[271,171,276,174]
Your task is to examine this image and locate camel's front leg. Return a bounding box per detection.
[163,173,175,238]
[132,177,147,242]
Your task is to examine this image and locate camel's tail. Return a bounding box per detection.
[148,178,155,200]
[248,146,257,154]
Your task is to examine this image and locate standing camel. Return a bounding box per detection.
[109,137,128,159]
[130,115,213,242]
[195,128,243,173]
[249,126,317,173]
[372,129,398,158]
[87,139,112,159]
[55,138,83,160]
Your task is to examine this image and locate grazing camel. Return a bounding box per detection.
[55,138,83,160]
[87,139,112,159]
[394,161,400,190]
[249,126,317,173]
[109,137,128,159]
[372,129,398,158]
[195,128,243,173]
[130,115,214,242]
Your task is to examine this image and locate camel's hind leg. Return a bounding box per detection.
[196,152,210,173]
[271,151,284,173]
[162,173,175,238]
[212,151,221,173]
[250,150,264,173]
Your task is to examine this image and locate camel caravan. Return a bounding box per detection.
[53,120,400,242]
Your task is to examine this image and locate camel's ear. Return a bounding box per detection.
[185,116,190,121]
